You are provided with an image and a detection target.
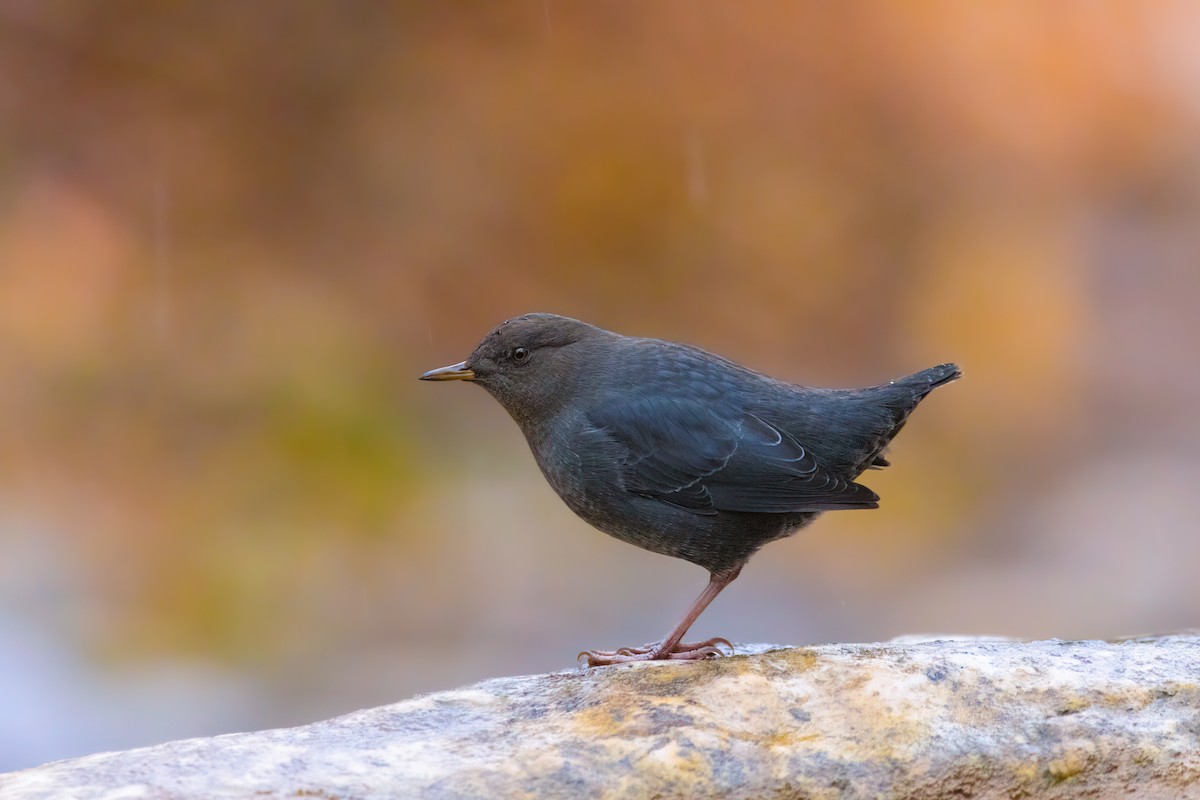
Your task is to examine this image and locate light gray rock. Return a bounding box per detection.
[4,636,1200,799]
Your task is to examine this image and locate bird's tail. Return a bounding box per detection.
[856,362,961,471]
[880,362,962,425]
[897,363,962,398]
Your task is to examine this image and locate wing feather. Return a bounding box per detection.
[589,396,878,515]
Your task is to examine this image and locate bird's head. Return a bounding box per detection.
[420,313,611,427]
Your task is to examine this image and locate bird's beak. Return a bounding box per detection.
[419,361,475,381]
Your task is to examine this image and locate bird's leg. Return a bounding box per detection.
[580,567,742,666]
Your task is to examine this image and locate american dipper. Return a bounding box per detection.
[421,313,960,665]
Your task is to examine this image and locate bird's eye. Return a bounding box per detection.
[512,347,530,364]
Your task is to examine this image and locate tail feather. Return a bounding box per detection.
[858,362,961,473]
[884,362,962,422]
[898,362,963,396]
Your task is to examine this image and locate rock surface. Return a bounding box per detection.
[4,636,1200,799]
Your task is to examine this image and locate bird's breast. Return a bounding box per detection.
[523,417,624,516]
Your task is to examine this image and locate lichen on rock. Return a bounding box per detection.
[3,636,1200,799]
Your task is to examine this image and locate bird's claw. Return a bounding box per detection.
[667,644,726,660]
[678,636,733,653]
[578,636,735,667]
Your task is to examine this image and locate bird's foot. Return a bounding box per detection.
[578,637,733,666]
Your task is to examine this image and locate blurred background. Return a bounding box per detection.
[2,1,1199,772]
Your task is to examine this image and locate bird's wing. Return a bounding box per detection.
[589,396,879,516]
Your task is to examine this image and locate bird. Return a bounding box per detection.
[420,313,960,666]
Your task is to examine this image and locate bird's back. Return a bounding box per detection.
[570,337,959,482]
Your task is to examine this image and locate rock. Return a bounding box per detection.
[3,636,1200,799]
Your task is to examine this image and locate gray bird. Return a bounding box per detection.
[421,313,960,665]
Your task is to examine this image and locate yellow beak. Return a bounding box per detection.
[419,361,476,381]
